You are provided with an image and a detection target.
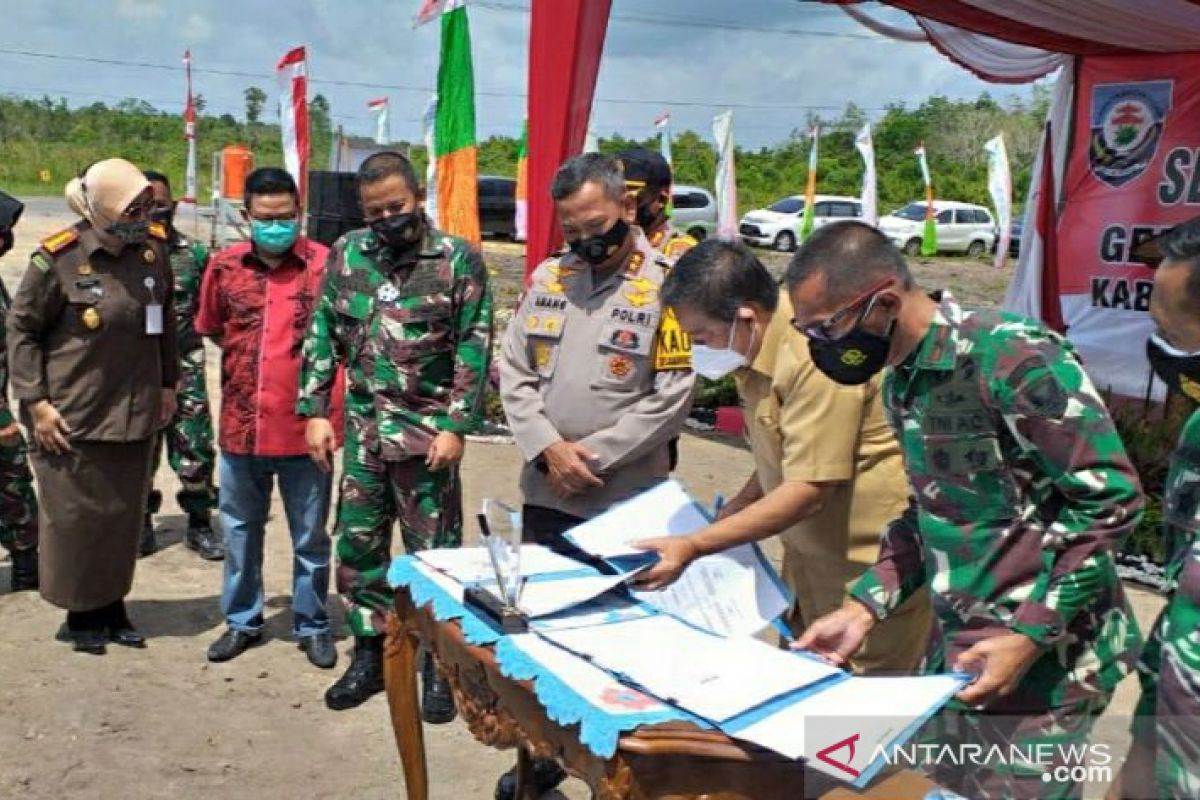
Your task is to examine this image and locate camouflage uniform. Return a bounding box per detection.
[297,226,493,637]
[0,277,38,556]
[1134,408,1200,798]
[848,292,1144,799]
[149,235,217,516]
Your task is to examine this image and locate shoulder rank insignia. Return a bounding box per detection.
[624,276,657,308]
[40,227,79,255]
[148,222,168,240]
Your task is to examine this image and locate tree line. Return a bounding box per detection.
[0,87,1048,216]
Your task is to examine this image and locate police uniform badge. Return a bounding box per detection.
[607,354,634,380]
[82,307,101,330]
[77,262,94,276]
[142,248,156,264]
[624,276,657,308]
[533,341,553,371]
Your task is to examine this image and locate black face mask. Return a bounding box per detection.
[150,206,175,231]
[636,201,663,230]
[1147,335,1200,403]
[0,230,12,259]
[568,218,629,266]
[808,320,894,386]
[106,220,150,246]
[371,212,424,252]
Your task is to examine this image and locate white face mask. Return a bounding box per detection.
[691,318,754,380]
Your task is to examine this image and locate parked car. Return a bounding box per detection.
[878,200,996,257]
[670,184,717,241]
[739,194,863,252]
[478,175,516,238]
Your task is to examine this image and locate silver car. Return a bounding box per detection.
[670,184,717,241]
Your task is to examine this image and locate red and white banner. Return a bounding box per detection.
[1050,53,1200,398]
[276,46,310,206]
[182,49,197,204]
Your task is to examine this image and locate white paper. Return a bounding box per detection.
[415,545,584,584]
[563,480,791,638]
[731,674,966,784]
[508,571,643,618]
[636,544,789,638]
[542,614,839,722]
[565,480,710,558]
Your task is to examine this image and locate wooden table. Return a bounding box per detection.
[383,587,938,800]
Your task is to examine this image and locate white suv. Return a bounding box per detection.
[739,194,863,252]
[878,200,996,257]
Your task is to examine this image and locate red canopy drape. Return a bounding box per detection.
[524,0,613,279]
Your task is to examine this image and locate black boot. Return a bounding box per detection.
[324,636,385,711]
[103,600,146,648]
[421,651,457,724]
[10,547,38,591]
[138,514,157,558]
[185,512,225,561]
[494,758,567,800]
[58,609,107,655]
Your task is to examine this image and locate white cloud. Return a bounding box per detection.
[114,0,166,21]
[183,13,214,43]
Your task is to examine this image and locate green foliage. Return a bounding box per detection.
[694,376,739,409]
[0,91,334,199]
[0,90,1041,216]
[1111,396,1195,563]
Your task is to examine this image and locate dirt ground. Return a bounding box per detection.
[0,201,1163,799]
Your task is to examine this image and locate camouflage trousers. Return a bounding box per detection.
[0,435,37,554]
[913,696,1109,799]
[1133,548,1200,799]
[334,433,463,638]
[149,348,217,517]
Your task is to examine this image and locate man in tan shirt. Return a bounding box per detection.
[636,238,929,674]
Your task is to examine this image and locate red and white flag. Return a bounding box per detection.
[367,96,390,145]
[182,49,197,204]
[276,46,310,205]
[414,0,465,28]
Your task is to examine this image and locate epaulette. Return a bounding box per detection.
[40,227,79,255]
[148,222,169,240]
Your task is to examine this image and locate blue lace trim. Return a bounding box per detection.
[493,636,704,758]
[389,556,703,757]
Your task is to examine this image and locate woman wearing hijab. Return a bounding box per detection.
[7,158,178,654]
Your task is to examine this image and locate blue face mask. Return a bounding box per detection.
[250,219,299,255]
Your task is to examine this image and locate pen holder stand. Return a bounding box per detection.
[464,585,529,634]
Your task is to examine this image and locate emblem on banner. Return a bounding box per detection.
[1088,80,1173,188]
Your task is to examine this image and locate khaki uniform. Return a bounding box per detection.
[7,222,177,610]
[499,230,695,520]
[736,293,930,674]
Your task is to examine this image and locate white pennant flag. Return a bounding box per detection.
[985,134,1012,268]
[367,97,390,145]
[855,123,877,226]
[654,112,672,167]
[712,110,738,241]
[422,94,439,228]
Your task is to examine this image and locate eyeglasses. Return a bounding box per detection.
[791,278,893,342]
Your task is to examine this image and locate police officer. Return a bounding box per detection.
[298,151,493,716]
[789,222,1143,799]
[496,153,696,799]
[615,148,696,264]
[616,148,696,473]
[0,189,39,591]
[8,159,178,654]
[141,170,222,561]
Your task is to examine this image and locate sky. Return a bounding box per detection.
[0,0,1036,148]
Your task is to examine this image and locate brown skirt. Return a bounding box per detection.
[30,438,154,611]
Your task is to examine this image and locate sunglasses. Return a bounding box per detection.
[791,278,893,342]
